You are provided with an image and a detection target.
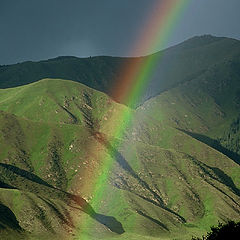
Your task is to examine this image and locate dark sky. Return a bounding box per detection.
[0,0,240,65]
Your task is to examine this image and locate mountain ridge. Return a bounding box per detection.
[1,35,240,106]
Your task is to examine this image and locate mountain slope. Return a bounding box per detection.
[0,80,239,240]
[0,78,131,133]
[138,54,240,163]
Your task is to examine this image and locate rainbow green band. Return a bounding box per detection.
[76,0,190,238]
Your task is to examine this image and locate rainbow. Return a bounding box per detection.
[75,0,190,238]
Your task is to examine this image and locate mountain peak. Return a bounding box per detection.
[170,34,233,51]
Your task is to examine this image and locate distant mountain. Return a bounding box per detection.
[1,35,240,105]
[0,55,126,96]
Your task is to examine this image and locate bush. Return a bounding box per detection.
[192,221,240,240]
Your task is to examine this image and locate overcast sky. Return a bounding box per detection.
[0,0,240,65]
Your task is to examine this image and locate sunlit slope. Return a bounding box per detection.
[0,78,130,129]
[0,80,239,239]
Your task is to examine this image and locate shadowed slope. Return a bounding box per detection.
[139,55,240,161]
[0,36,239,105]
[0,203,23,231]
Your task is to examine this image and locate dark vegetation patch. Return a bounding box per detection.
[192,221,240,240]
[47,135,67,190]
[218,114,240,156]
[0,112,33,171]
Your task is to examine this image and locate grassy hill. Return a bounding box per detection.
[0,79,239,240]
[0,78,128,126]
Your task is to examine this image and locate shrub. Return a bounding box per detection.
[192,221,240,240]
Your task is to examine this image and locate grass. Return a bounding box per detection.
[0,78,239,239]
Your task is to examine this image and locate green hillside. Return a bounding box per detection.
[139,54,240,164]
[0,79,240,240]
[0,78,128,127]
